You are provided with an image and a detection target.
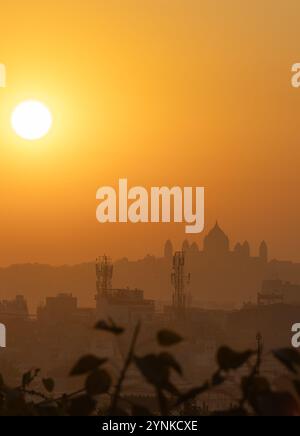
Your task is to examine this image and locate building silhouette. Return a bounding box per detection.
[111,222,278,306]
[164,240,173,260]
[159,222,270,305]
[258,279,300,305]
[203,222,230,255]
[0,222,299,309]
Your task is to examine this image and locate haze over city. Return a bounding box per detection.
[0,0,300,266]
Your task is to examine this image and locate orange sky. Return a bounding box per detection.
[0,0,300,265]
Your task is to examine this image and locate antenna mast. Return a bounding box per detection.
[171,251,190,318]
[96,255,113,296]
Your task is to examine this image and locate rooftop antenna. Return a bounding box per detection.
[95,255,113,297]
[171,251,190,319]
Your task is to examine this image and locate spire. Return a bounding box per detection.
[259,241,268,262]
[234,242,242,254]
[164,240,173,259]
[242,241,250,257]
[182,240,190,252]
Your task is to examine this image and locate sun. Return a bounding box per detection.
[11,100,53,141]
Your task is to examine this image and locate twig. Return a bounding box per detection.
[22,389,50,401]
[109,322,141,414]
[37,388,85,406]
[239,348,262,408]
[156,388,168,416]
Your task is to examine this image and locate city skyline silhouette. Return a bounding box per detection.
[0,221,299,312]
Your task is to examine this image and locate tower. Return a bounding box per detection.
[259,241,268,263]
[182,240,190,253]
[164,240,173,260]
[171,251,190,318]
[242,241,250,258]
[95,255,113,297]
[234,242,242,255]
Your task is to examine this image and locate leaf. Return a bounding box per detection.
[70,355,107,376]
[273,348,300,374]
[42,378,55,393]
[157,330,183,347]
[135,352,182,391]
[159,353,182,376]
[22,371,32,388]
[163,381,180,396]
[245,376,270,394]
[69,395,96,416]
[242,376,271,406]
[217,347,254,371]
[22,369,41,388]
[95,320,124,335]
[85,369,112,396]
[134,354,170,388]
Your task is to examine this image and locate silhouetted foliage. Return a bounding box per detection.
[217,347,254,371]
[42,378,55,393]
[273,348,300,374]
[70,355,107,376]
[94,319,124,335]
[0,322,299,416]
[157,330,183,347]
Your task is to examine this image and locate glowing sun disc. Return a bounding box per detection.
[11,100,53,140]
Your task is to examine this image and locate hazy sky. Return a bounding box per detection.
[0,0,300,265]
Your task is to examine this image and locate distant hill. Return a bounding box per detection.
[0,256,300,314]
[0,263,96,312]
[0,258,172,313]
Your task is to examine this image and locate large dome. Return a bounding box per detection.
[204,222,230,254]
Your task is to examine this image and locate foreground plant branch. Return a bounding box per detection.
[109,321,141,414]
[0,321,299,416]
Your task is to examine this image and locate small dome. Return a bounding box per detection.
[259,241,268,261]
[204,222,229,254]
[242,241,250,257]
